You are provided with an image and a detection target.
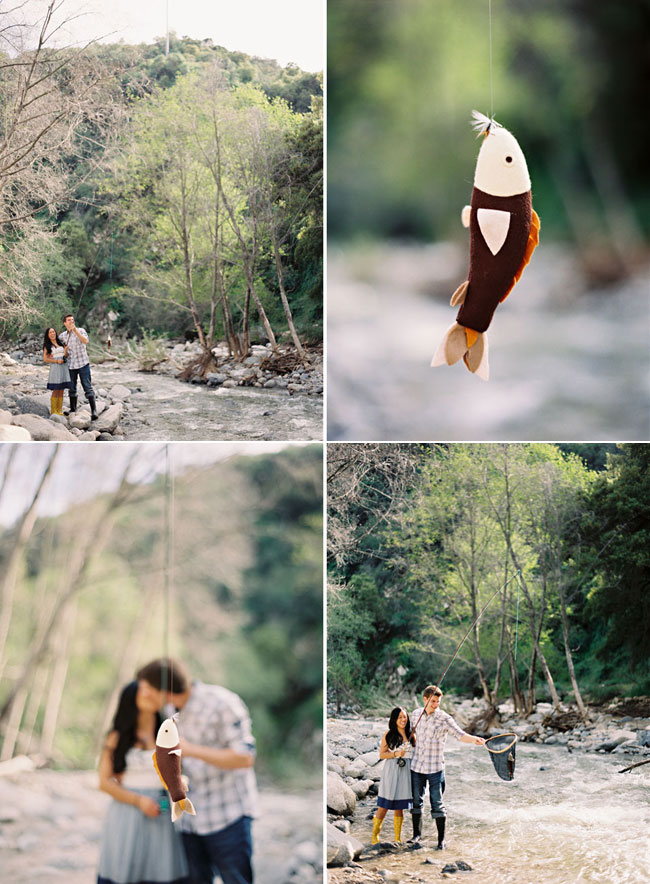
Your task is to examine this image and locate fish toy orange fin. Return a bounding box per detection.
[500,209,540,303]
[152,750,169,790]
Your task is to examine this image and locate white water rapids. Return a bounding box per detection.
[338,740,649,884]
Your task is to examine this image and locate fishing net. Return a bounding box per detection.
[485,733,517,781]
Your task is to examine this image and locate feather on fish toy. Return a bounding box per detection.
[152,716,196,822]
[431,111,540,380]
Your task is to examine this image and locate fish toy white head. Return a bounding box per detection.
[471,111,530,198]
[156,717,180,749]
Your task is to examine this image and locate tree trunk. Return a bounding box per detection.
[0,446,59,677]
[557,579,588,720]
[272,233,307,360]
[40,597,78,757]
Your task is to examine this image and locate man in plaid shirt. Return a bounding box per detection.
[59,313,98,419]
[138,659,258,884]
[409,684,485,849]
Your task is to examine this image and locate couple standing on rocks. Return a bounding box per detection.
[372,685,485,849]
[43,314,97,419]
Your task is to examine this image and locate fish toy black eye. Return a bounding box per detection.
[505,156,513,163]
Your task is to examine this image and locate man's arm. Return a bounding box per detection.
[460,733,486,746]
[180,739,255,769]
[74,327,89,344]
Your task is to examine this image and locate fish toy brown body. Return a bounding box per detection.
[152,716,196,822]
[432,111,540,380]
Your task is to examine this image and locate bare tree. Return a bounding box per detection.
[0,0,116,324]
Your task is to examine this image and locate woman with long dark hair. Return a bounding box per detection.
[97,680,188,884]
[371,707,416,845]
[42,327,71,415]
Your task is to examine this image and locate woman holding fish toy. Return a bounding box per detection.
[97,680,189,884]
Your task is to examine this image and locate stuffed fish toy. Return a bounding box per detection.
[152,716,197,822]
[431,111,540,380]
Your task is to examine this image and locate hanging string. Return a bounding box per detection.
[161,444,174,702]
[488,0,494,120]
[514,568,521,660]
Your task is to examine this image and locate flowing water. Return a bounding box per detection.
[91,364,323,441]
[337,742,649,884]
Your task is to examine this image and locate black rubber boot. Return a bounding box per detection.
[65,393,77,415]
[407,812,422,843]
[435,815,446,850]
[88,393,98,420]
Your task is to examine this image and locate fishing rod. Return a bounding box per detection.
[410,570,521,738]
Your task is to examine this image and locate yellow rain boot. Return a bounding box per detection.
[50,394,58,415]
[394,815,403,844]
[55,394,64,415]
[371,816,383,844]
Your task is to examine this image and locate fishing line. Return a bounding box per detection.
[514,568,521,660]
[161,444,175,701]
[488,0,494,121]
[411,569,522,739]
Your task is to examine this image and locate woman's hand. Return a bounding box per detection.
[58,359,64,364]
[138,795,161,817]
[395,747,406,757]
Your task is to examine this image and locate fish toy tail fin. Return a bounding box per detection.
[171,796,197,823]
[431,322,489,381]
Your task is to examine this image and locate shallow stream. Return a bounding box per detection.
[92,364,323,441]
[337,742,649,884]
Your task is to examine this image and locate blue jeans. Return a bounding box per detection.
[411,769,446,818]
[182,816,253,884]
[69,363,94,401]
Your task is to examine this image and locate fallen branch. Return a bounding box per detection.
[618,759,650,773]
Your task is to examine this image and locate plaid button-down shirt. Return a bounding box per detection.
[410,707,466,774]
[59,328,89,370]
[174,682,258,835]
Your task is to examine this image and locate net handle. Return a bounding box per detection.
[484,733,518,754]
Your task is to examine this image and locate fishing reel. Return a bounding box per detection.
[396,757,406,768]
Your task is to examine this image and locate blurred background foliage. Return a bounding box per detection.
[0,444,322,785]
[329,0,649,269]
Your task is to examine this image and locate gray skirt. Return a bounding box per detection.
[47,361,71,390]
[377,758,413,810]
[97,788,189,884]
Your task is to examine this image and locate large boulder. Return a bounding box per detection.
[108,384,131,401]
[11,414,76,441]
[0,425,31,441]
[94,403,123,434]
[12,395,50,418]
[327,822,363,867]
[327,771,356,816]
[68,411,92,431]
[0,409,13,424]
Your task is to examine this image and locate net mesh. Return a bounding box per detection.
[485,733,517,781]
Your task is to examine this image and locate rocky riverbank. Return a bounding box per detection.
[327,696,650,876]
[0,759,322,884]
[0,336,323,441]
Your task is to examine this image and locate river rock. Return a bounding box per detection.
[11,414,76,441]
[358,750,381,767]
[327,821,363,867]
[79,430,101,441]
[206,373,227,386]
[0,425,31,441]
[349,778,374,799]
[0,409,13,424]
[327,772,357,815]
[595,730,636,752]
[97,432,116,441]
[332,819,351,834]
[264,379,277,388]
[94,403,123,434]
[637,730,650,747]
[69,411,92,430]
[346,758,371,779]
[49,414,68,425]
[12,395,51,418]
[108,384,131,401]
